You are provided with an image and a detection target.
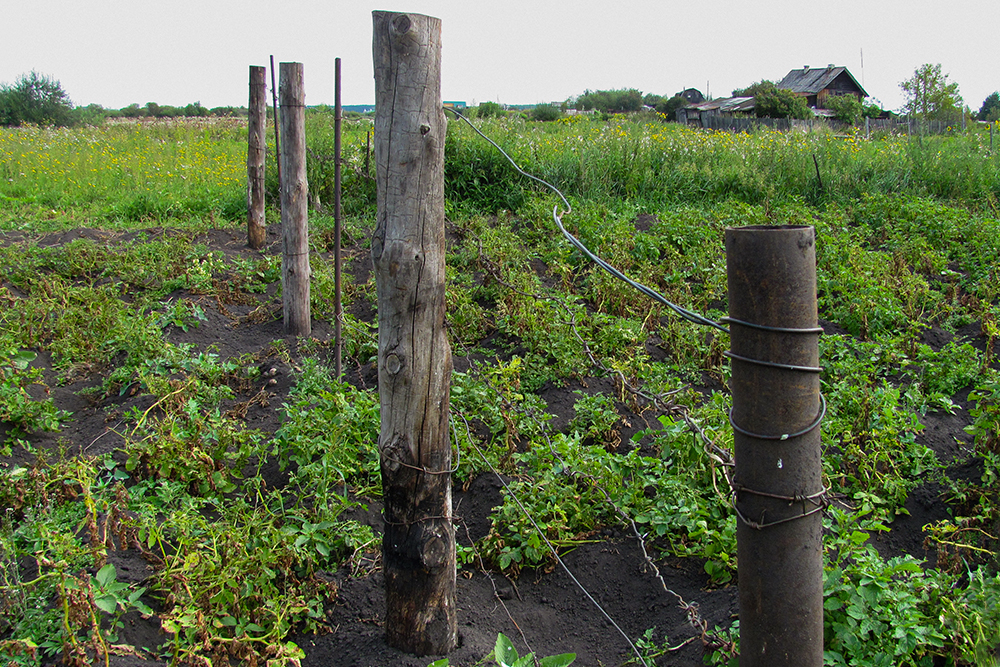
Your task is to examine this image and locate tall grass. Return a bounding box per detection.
[4,111,999,229]
[0,112,377,230]
[445,114,1000,212]
[0,119,248,226]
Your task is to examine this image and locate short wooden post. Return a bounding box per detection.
[280,62,310,336]
[372,10,456,656]
[726,225,824,667]
[247,65,267,250]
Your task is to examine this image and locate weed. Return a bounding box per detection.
[0,348,69,454]
[427,632,575,667]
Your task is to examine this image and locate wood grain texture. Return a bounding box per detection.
[247,65,267,250]
[372,10,456,656]
[279,62,310,336]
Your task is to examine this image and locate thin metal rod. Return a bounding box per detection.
[334,57,343,380]
[270,55,282,194]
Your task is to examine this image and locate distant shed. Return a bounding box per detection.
[677,96,755,125]
[775,65,867,108]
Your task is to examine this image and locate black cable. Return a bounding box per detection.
[445,107,729,333]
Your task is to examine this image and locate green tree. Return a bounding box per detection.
[978,92,1000,122]
[899,63,963,121]
[862,98,884,119]
[643,93,665,108]
[732,80,775,97]
[575,88,643,113]
[739,80,811,119]
[474,101,504,119]
[0,71,75,127]
[825,94,863,124]
[655,95,689,121]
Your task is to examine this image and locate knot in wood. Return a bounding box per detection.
[421,530,448,569]
[385,353,403,375]
[420,124,430,135]
[390,14,412,36]
[381,435,411,473]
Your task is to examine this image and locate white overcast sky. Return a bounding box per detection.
[1,0,996,114]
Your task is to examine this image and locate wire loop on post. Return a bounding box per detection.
[721,317,824,334]
[724,351,823,373]
[729,394,827,441]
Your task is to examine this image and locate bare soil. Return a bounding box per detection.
[2,223,984,667]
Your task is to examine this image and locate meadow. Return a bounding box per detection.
[1,111,999,666]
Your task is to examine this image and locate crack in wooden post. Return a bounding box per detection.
[372,10,456,657]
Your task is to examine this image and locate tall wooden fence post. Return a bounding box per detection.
[280,62,310,336]
[247,65,267,250]
[726,225,824,667]
[372,10,456,656]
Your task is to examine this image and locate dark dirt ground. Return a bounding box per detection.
[1,224,986,666]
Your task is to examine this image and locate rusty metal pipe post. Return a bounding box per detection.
[726,225,824,667]
[334,57,343,379]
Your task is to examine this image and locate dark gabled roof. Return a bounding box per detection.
[776,66,868,98]
[687,96,756,113]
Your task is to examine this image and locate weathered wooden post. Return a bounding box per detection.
[280,62,310,336]
[726,225,824,667]
[372,10,456,656]
[247,65,267,250]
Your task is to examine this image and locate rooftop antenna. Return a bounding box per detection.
[860,48,865,88]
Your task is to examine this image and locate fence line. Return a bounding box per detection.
[695,113,968,136]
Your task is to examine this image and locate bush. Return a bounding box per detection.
[574,88,643,113]
[825,95,863,124]
[0,71,76,127]
[531,104,561,122]
[475,101,504,119]
[733,80,812,120]
[755,84,812,120]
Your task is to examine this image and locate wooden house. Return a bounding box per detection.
[775,65,867,109]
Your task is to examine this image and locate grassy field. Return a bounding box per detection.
[1,112,1000,666]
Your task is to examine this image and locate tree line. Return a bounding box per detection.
[4,66,999,129]
[0,71,248,127]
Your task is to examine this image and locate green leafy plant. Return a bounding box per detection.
[427,633,575,667]
[91,563,154,642]
[273,359,382,499]
[966,371,1000,453]
[823,507,947,667]
[569,391,620,447]
[0,348,69,453]
[156,298,207,332]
